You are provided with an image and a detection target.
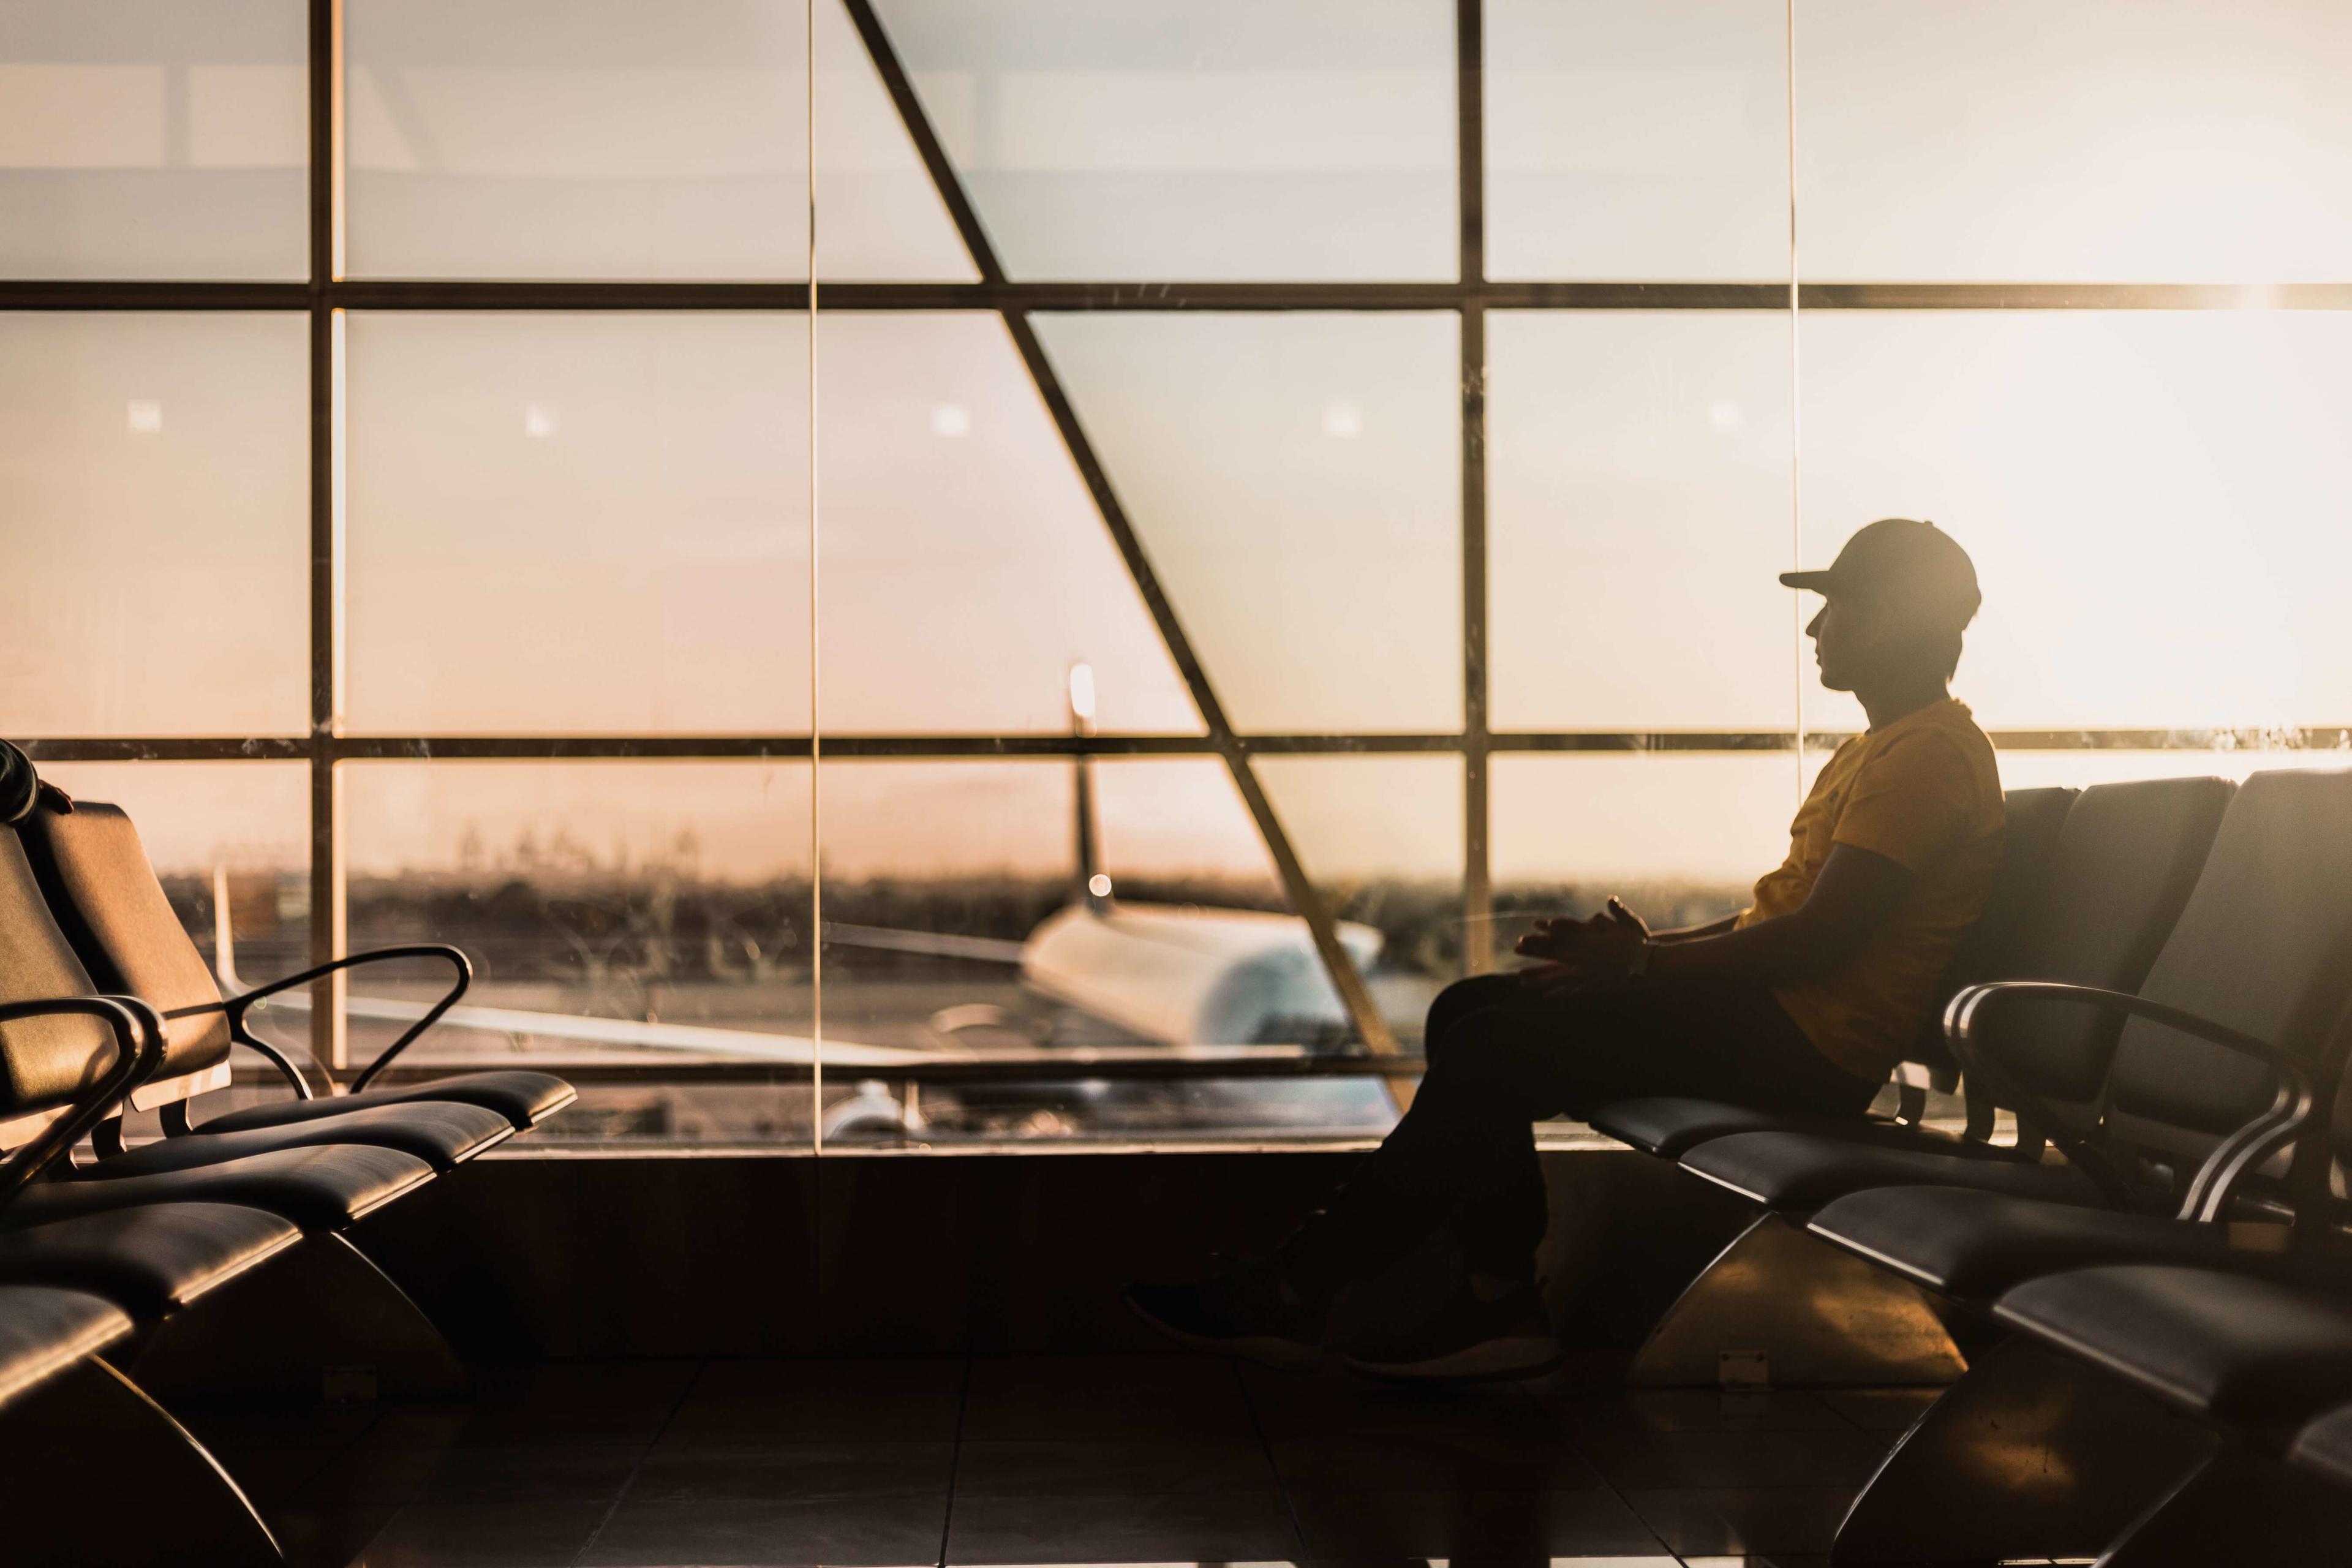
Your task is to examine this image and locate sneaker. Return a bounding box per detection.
[1339,1277,1561,1384]
[1124,1263,1327,1373]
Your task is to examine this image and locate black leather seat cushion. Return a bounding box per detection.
[0,1285,133,1411]
[195,1069,576,1135]
[1996,1264,2352,1436]
[87,1100,513,1178]
[1591,1096,1942,1159]
[3,1145,434,1235]
[1804,1185,2269,1297]
[1681,1128,2103,1210]
[2290,1404,2352,1490]
[0,1203,299,1317]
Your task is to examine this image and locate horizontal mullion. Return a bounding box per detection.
[13,279,2352,314]
[21,728,2351,764]
[346,1054,1427,1088]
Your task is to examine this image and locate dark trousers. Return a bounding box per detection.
[1278,973,1880,1297]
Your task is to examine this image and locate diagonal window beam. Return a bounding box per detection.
[837,0,1401,1059]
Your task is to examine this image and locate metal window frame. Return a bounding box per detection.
[9,0,2352,1082]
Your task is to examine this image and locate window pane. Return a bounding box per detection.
[0,0,307,279]
[344,0,810,279]
[0,313,307,737]
[1993,748,2352,792]
[32,760,308,984]
[1799,0,2352,282]
[820,757,1396,1141]
[1489,311,1796,733]
[1491,752,1798,964]
[345,313,810,735]
[344,761,815,1146]
[1796,311,2352,734]
[1034,313,1461,733]
[872,0,1455,280]
[1486,0,1789,281]
[815,314,1197,734]
[813,0,975,281]
[1256,753,1462,1038]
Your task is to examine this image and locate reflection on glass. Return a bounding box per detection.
[1486,0,1789,281]
[0,0,307,279]
[874,0,1455,280]
[343,761,816,1144]
[1489,311,1796,732]
[1491,752,1801,967]
[1035,312,1461,733]
[1797,311,2352,734]
[0,312,307,736]
[816,313,1198,734]
[344,0,810,279]
[345,312,811,735]
[817,757,1394,1141]
[1256,753,1463,1041]
[1799,0,2352,282]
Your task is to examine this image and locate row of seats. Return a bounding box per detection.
[1589,765,2352,1559]
[0,740,573,1563]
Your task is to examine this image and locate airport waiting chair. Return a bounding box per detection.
[18,782,575,1142]
[1618,775,2234,1385]
[0,1283,132,1414]
[1588,783,2087,1161]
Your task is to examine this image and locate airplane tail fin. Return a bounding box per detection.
[211,864,247,992]
[1069,663,1110,913]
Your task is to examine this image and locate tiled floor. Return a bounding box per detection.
[177,1355,1932,1566]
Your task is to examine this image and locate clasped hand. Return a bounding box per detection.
[1513,897,1649,995]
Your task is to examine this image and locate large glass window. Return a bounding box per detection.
[15,1,2352,1153]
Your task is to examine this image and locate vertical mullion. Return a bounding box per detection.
[1458,0,1493,977]
[307,0,345,1071]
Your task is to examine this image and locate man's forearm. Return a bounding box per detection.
[1648,913,1842,984]
[1654,913,1742,944]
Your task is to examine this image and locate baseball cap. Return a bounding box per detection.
[1780,518,1981,631]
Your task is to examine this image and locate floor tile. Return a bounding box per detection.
[361,1363,696,1449]
[1270,1430,1604,1492]
[349,1501,609,1567]
[944,1488,1301,1563]
[955,1436,1276,1494]
[1626,1486,1856,1555]
[960,1354,1254,1440]
[1572,1423,1889,1490]
[627,1441,954,1502]
[1815,1386,1943,1434]
[266,1500,398,1568]
[1289,1485,1666,1559]
[1554,1387,1850,1434]
[1240,1363,1570,1441]
[660,1357,966,1444]
[311,1442,646,1506]
[580,1493,950,1567]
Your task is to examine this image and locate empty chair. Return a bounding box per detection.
[1590,783,2085,1160]
[20,787,573,1145]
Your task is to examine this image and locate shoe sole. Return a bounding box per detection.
[1123,1294,1324,1373]
[1341,1339,1564,1385]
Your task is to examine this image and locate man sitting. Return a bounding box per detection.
[1129,518,2004,1381]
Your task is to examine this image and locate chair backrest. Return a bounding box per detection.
[1905,786,2076,1071]
[0,833,121,1131]
[2102,769,2352,1177]
[18,799,233,1096]
[1985,776,2234,1125]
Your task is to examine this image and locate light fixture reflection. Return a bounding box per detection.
[522,404,559,439]
[1321,401,1363,439]
[930,402,971,438]
[126,400,162,435]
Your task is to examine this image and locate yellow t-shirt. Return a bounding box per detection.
[1736,698,2005,1082]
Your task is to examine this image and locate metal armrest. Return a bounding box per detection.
[1947,981,2318,1223]
[0,995,166,1216]
[175,944,472,1097]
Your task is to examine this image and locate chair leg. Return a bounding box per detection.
[1830,1337,2216,1566]
[0,1357,281,1566]
[1627,1210,1970,1387]
[128,1232,469,1401]
[2095,1444,2352,1567]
